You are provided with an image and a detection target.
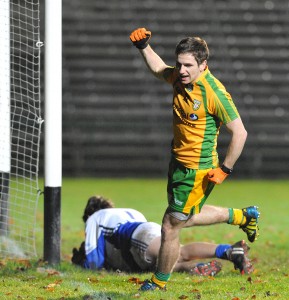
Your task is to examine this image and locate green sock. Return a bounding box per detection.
[151,271,171,288]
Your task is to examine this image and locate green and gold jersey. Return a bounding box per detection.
[164,67,239,169]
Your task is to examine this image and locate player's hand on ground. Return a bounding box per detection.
[207,168,228,184]
[130,28,151,49]
[71,241,86,266]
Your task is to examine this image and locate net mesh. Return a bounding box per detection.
[0,0,42,258]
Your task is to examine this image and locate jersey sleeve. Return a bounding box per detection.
[84,219,105,269]
[210,89,240,124]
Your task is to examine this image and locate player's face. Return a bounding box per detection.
[176,53,207,84]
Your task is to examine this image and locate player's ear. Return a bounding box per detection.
[199,60,207,72]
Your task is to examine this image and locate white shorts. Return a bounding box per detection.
[130,222,161,271]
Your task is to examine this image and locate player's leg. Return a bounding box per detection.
[175,240,253,275]
[175,242,222,276]
[143,229,253,276]
[184,205,229,226]
[140,212,184,291]
[179,241,217,260]
[156,212,184,273]
[130,222,162,271]
[184,204,260,242]
[140,160,212,291]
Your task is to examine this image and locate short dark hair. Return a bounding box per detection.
[82,195,114,222]
[175,37,209,65]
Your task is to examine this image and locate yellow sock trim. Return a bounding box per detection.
[151,275,167,288]
[232,209,246,226]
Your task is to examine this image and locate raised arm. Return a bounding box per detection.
[130,28,169,81]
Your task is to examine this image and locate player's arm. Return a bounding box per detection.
[208,117,247,184]
[130,28,169,81]
[222,117,247,169]
[84,221,105,269]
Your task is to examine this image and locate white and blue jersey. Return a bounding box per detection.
[84,208,147,270]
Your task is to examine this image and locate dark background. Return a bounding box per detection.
[44,0,289,178]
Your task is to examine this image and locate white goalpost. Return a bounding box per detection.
[0,0,62,263]
[0,0,11,241]
[44,0,62,264]
[0,0,43,258]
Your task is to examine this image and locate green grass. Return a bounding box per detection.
[1,178,289,299]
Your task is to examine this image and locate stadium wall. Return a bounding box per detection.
[45,0,289,178]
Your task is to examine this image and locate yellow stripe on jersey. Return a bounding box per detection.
[164,66,240,169]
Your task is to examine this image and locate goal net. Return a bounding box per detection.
[0,0,42,258]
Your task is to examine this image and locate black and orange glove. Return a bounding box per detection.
[208,165,232,184]
[130,28,151,49]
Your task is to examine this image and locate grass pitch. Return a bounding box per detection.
[1,178,289,299]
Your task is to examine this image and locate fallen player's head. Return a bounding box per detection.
[82,195,114,222]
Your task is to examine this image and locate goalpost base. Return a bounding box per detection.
[44,186,61,264]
